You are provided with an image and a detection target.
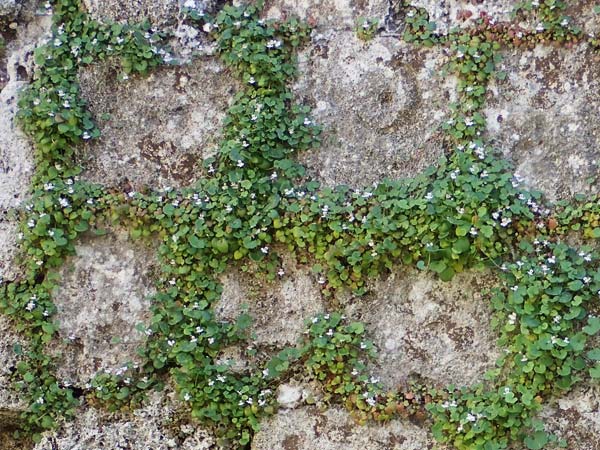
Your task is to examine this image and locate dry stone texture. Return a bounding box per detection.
[486,44,600,201]
[295,31,454,188]
[78,58,236,190]
[217,258,324,347]
[33,389,215,450]
[2,1,600,449]
[252,406,435,450]
[343,269,500,390]
[52,231,157,385]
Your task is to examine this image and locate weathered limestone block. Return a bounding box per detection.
[252,406,435,450]
[217,258,324,347]
[0,316,27,412]
[0,0,19,20]
[343,269,500,389]
[0,13,49,210]
[295,31,454,188]
[542,383,600,450]
[33,390,215,450]
[486,44,600,201]
[78,58,236,190]
[406,0,515,33]
[52,232,157,385]
[264,0,388,29]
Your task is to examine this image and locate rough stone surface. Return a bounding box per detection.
[295,31,454,188]
[406,0,515,33]
[0,316,27,412]
[0,218,19,281]
[78,58,236,190]
[486,44,600,201]
[217,258,324,347]
[2,1,600,449]
[264,0,388,29]
[542,383,600,450]
[252,406,435,450]
[343,269,500,389]
[82,0,182,27]
[33,390,215,450]
[52,231,157,385]
[0,13,50,211]
[0,0,19,20]
[276,383,303,409]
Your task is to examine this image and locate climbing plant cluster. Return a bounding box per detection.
[1,0,600,449]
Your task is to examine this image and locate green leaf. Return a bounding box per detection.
[188,235,206,249]
[453,237,470,254]
[590,363,600,379]
[524,431,549,450]
[587,349,600,361]
[583,317,600,336]
[430,260,447,274]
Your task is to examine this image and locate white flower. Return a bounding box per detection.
[44,182,55,191]
[167,339,175,347]
[82,131,91,140]
[203,23,213,33]
[248,76,255,84]
[260,246,269,254]
[470,227,478,236]
[277,268,285,277]
[508,312,517,325]
[54,38,62,47]
[536,23,544,33]
[360,342,367,349]
[208,337,215,344]
[195,326,204,334]
[425,192,434,201]
[183,392,191,401]
[26,300,36,311]
[59,197,70,208]
[36,397,45,405]
[236,160,245,168]
[466,413,477,422]
[303,117,312,126]
[208,379,214,386]
[27,219,35,228]
[266,39,282,49]
[326,329,334,336]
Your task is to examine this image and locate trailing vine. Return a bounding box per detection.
[1,0,599,449]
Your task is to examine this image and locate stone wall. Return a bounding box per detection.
[1,1,599,449]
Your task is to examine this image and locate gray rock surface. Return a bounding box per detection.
[0,219,19,281]
[78,58,235,190]
[486,44,600,201]
[264,0,388,29]
[252,406,435,450]
[0,13,49,211]
[0,0,19,20]
[33,389,215,450]
[343,269,500,389]
[0,316,27,412]
[542,383,600,450]
[217,257,324,347]
[52,231,157,385]
[295,32,454,188]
